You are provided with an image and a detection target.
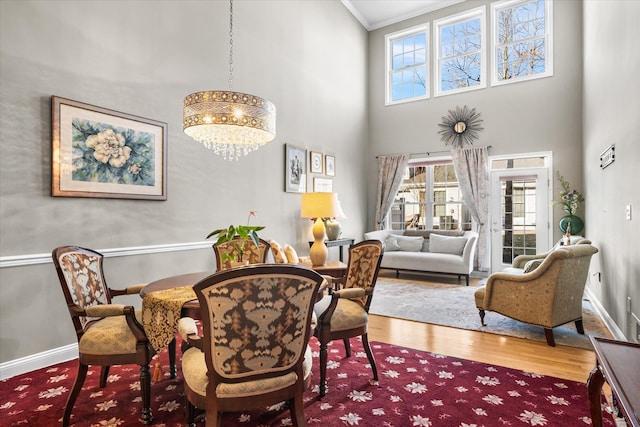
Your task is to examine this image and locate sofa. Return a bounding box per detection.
[363,229,478,285]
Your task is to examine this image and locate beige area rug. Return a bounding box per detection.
[369,272,612,350]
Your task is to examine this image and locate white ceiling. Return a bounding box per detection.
[341,0,466,31]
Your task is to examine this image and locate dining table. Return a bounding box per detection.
[140,262,344,376]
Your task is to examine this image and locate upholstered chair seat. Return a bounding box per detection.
[314,296,368,332]
[77,310,144,355]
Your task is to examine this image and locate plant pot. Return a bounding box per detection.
[558,215,584,235]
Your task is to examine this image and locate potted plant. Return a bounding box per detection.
[206,211,265,263]
[553,172,584,235]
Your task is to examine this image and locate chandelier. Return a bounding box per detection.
[183,0,276,160]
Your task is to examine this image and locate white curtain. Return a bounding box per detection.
[451,146,489,271]
[374,154,410,230]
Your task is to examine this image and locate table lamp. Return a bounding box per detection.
[301,192,339,266]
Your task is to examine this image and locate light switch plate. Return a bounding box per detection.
[626,204,632,220]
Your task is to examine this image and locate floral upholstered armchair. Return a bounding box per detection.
[212,236,270,271]
[474,243,598,346]
[177,264,324,427]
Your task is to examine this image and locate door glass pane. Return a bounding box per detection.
[501,178,537,264]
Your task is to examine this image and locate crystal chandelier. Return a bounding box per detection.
[183,0,276,160]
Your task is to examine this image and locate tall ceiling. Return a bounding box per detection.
[341,0,466,31]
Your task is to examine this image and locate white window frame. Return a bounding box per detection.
[385,23,430,106]
[434,6,487,97]
[491,0,553,87]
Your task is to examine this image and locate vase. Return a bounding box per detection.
[325,219,342,241]
[558,215,584,235]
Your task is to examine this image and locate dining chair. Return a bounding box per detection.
[177,264,324,426]
[313,239,384,397]
[52,246,156,426]
[212,236,270,271]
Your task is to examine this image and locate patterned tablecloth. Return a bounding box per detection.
[142,286,197,351]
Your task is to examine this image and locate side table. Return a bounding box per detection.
[308,237,354,262]
[587,336,640,427]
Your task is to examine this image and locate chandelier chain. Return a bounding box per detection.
[228,0,233,89]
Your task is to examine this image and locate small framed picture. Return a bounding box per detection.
[325,155,336,176]
[285,144,307,193]
[310,151,323,174]
[313,177,333,192]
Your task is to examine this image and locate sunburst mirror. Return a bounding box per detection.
[437,105,484,148]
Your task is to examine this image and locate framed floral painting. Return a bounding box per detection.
[51,96,168,200]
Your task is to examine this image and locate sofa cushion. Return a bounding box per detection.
[270,240,287,263]
[429,233,467,255]
[523,259,543,273]
[284,244,299,263]
[383,234,401,251]
[395,235,423,252]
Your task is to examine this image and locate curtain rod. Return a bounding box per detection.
[376,145,491,159]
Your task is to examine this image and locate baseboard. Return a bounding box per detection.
[0,343,78,380]
[584,287,626,341]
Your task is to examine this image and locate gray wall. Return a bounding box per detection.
[0,0,368,362]
[582,0,640,341]
[366,0,584,238]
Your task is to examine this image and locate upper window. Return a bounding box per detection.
[491,0,553,86]
[385,24,429,105]
[434,7,486,97]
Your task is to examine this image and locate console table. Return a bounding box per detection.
[587,336,640,427]
[308,237,354,262]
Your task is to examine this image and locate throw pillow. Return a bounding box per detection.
[270,240,287,264]
[395,235,423,252]
[384,234,401,251]
[429,233,467,255]
[284,244,299,263]
[524,259,543,273]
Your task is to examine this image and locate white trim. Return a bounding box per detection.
[434,6,487,97]
[0,241,213,269]
[0,343,78,380]
[584,286,627,342]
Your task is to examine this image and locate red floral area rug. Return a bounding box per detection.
[0,338,614,427]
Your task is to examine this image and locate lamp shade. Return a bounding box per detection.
[300,192,339,219]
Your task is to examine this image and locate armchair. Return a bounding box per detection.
[178,264,324,427]
[212,236,270,271]
[474,243,598,346]
[313,240,384,397]
[52,246,156,426]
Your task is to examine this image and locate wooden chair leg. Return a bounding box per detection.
[319,340,328,397]
[63,362,88,427]
[478,309,486,326]
[575,319,585,334]
[343,338,351,357]
[139,363,153,424]
[168,336,177,378]
[99,365,110,388]
[289,394,306,427]
[544,328,556,347]
[185,397,196,427]
[361,333,378,381]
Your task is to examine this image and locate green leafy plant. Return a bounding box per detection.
[553,172,584,216]
[206,211,265,262]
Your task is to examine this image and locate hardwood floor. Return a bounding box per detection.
[365,272,600,385]
[368,315,596,383]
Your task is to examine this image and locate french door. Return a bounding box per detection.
[490,168,550,273]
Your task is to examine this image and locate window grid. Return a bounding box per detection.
[492,0,553,86]
[434,7,486,97]
[385,25,429,105]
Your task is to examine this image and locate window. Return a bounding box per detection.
[389,160,472,231]
[434,7,486,97]
[491,0,553,86]
[385,24,429,105]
